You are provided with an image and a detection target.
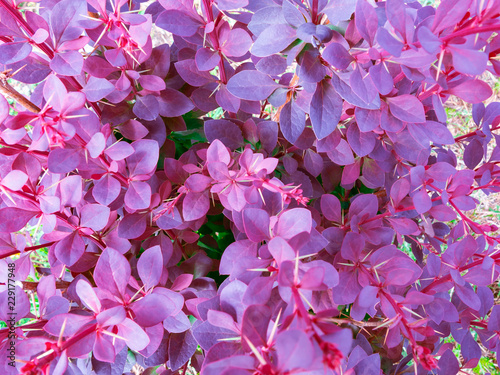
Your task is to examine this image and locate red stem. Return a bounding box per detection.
[455,125,500,142]
[200,0,228,84]
[442,24,500,42]
[311,0,319,24]
[0,241,56,260]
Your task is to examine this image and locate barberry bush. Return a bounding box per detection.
[0,0,500,374]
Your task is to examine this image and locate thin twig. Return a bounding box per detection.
[0,70,40,113]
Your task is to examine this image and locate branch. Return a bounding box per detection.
[0,71,40,113]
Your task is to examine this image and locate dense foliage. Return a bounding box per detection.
[1,0,500,374]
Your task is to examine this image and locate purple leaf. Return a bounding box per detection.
[327,139,355,165]
[49,0,86,47]
[93,174,121,206]
[310,79,343,139]
[355,0,378,45]
[449,46,488,76]
[195,48,220,71]
[241,305,271,350]
[432,0,473,33]
[412,189,432,214]
[227,70,280,101]
[168,330,198,371]
[437,349,460,375]
[369,63,393,95]
[463,139,483,169]
[387,95,426,123]
[75,280,101,313]
[220,28,252,58]
[164,312,191,333]
[279,99,306,144]
[0,94,8,124]
[217,0,249,10]
[48,148,80,173]
[60,175,83,207]
[255,55,287,75]
[156,10,202,36]
[417,26,442,54]
[104,142,135,161]
[175,59,215,87]
[83,77,115,102]
[50,51,84,76]
[0,42,31,65]
[355,108,381,132]
[275,330,314,371]
[321,194,342,223]
[119,119,149,140]
[376,27,404,57]
[251,24,297,57]
[215,84,241,113]
[138,75,166,92]
[133,95,160,121]
[158,88,194,117]
[1,170,28,191]
[242,208,271,242]
[322,43,354,70]
[117,318,150,351]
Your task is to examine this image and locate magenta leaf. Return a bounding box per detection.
[80,204,110,231]
[54,232,85,266]
[126,139,159,177]
[183,191,210,222]
[137,246,163,290]
[276,208,312,240]
[131,294,176,326]
[124,180,152,210]
[94,247,131,298]
[117,318,150,351]
[242,208,271,242]
[75,280,101,313]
